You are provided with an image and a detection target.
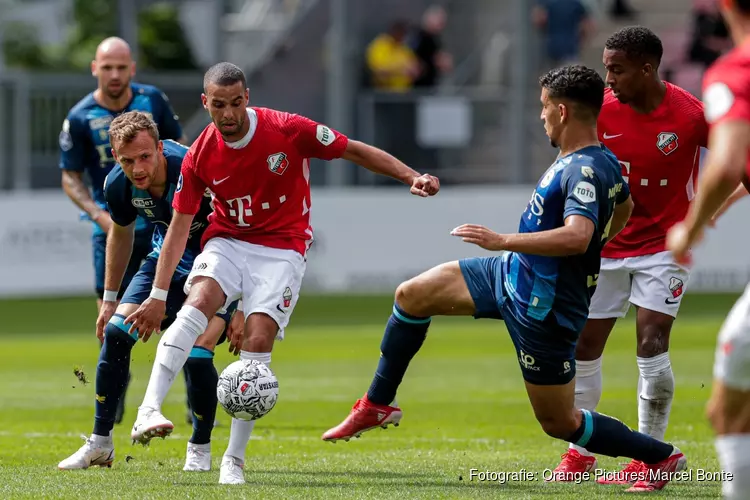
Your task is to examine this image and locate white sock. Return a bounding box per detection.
[636,353,674,441]
[569,357,603,457]
[716,434,750,499]
[141,306,208,412]
[224,351,272,463]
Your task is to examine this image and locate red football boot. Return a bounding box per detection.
[322,395,403,442]
[596,459,645,485]
[546,449,598,482]
[627,448,687,492]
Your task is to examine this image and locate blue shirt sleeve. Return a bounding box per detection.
[562,164,600,227]
[103,169,137,227]
[152,90,183,141]
[59,114,89,172]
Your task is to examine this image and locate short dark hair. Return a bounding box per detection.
[539,65,605,122]
[739,0,750,13]
[605,26,663,66]
[203,62,246,92]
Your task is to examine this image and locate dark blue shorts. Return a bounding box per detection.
[459,256,578,386]
[92,230,153,299]
[120,256,237,345]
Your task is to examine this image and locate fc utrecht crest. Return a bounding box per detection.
[669,277,684,298]
[267,152,289,175]
[657,132,678,156]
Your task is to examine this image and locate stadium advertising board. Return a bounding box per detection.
[0,189,748,296]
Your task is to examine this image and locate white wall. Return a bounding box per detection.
[1,188,748,297]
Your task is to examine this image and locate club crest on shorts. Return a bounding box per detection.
[669,277,684,298]
[267,152,289,175]
[282,287,292,308]
[657,132,678,155]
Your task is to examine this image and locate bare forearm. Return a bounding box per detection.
[502,227,587,257]
[714,182,749,219]
[61,171,102,218]
[154,225,190,290]
[685,168,741,237]
[607,214,628,243]
[104,225,135,292]
[343,140,419,184]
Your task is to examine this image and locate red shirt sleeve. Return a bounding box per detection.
[703,64,750,127]
[172,150,206,215]
[286,114,349,160]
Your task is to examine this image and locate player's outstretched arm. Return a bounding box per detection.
[710,181,749,226]
[342,140,440,196]
[452,215,595,256]
[61,170,112,232]
[97,222,135,340]
[669,121,750,261]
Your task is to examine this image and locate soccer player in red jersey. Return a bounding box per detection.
[124,62,439,484]
[668,2,750,498]
[549,27,710,483]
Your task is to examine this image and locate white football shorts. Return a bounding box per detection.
[185,237,306,340]
[714,282,750,390]
[589,250,690,319]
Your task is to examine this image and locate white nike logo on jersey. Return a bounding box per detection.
[213,176,230,185]
[602,133,623,139]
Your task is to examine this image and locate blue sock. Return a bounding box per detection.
[366,304,430,405]
[184,347,218,445]
[571,410,674,464]
[93,315,136,437]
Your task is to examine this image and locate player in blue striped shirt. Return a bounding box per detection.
[58,111,239,473]
[324,65,687,492]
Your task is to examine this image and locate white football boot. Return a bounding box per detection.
[219,456,245,484]
[183,442,211,471]
[58,435,114,470]
[130,406,174,445]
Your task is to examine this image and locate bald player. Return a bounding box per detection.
[59,37,187,424]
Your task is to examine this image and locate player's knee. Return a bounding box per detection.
[636,321,671,357]
[536,413,578,440]
[395,277,431,317]
[104,315,137,342]
[184,277,225,317]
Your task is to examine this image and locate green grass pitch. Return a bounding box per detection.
[0,293,738,499]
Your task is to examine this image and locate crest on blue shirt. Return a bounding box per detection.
[59,119,73,151]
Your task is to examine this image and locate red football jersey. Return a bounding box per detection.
[703,41,750,164]
[597,83,709,259]
[173,107,348,255]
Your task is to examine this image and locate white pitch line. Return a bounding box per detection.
[0,430,503,445]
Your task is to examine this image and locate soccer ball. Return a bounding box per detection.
[217,359,279,421]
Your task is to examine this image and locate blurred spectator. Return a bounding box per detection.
[610,0,637,19]
[365,21,420,92]
[688,0,732,67]
[411,5,453,88]
[533,0,595,68]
